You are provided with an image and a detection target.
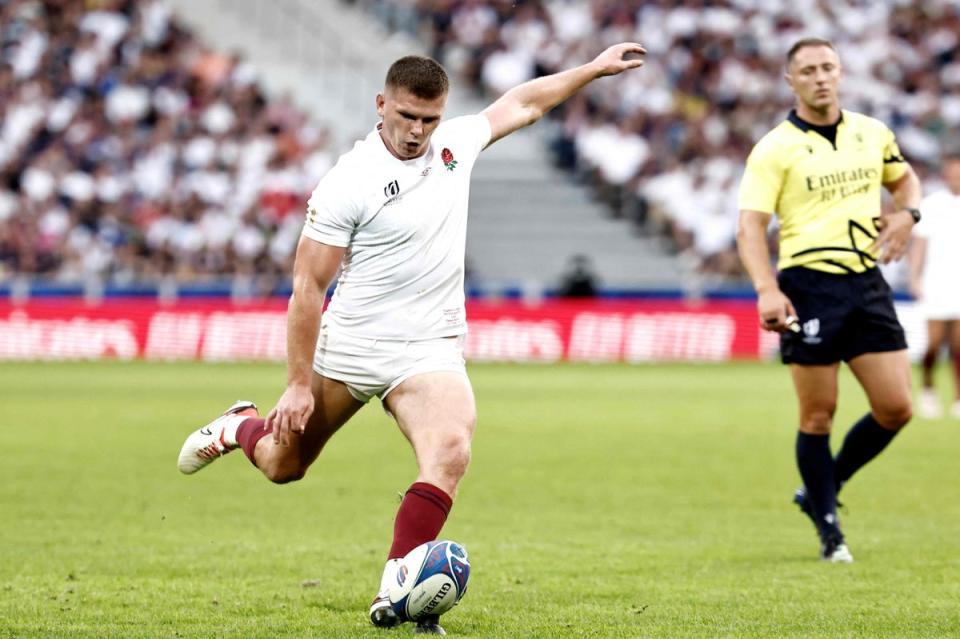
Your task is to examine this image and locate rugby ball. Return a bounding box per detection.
[388,540,470,621]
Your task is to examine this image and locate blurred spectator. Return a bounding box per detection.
[7,0,960,287]
[0,0,338,288]
[557,253,598,298]
[365,0,960,280]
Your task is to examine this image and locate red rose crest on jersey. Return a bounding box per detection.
[441,148,457,171]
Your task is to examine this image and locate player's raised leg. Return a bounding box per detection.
[370,371,476,632]
[177,400,260,474]
[833,351,912,492]
[789,362,851,561]
[249,374,364,483]
[178,373,363,483]
[919,320,947,418]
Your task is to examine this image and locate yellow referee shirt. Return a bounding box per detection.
[738,110,907,274]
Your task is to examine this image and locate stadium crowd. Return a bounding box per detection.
[363,0,960,278]
[0,0,335,286]
[3,0,960,286]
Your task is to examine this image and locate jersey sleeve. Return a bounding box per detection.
[880,124,908,184]
[442,114,492,161]
[302,167,359,247]
[737,138,783,215]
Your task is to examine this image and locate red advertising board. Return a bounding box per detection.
[0,298,780,362]
[463,300,777,362]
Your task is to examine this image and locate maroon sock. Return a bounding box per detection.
[388,482,454,559]
[236,417,270,467]
[953,349,960,398]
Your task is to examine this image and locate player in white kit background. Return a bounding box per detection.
[177,43,646,634]
[910,153,960,419]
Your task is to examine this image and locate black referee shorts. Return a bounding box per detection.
[777,266,907,365]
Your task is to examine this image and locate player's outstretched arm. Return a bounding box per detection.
[267,236,345,445]
[873,165,922,263]
[737,209,798,333]
[481,42,645,147]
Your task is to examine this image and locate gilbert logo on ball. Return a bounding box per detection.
[389,540,470,621]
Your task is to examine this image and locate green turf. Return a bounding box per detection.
[1,361,958,638]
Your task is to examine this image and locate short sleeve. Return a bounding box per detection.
[465,113,493,157]
[438,114,492,162]
[738,140,783,215]
[881,125,907,184]
[302,168,358,247]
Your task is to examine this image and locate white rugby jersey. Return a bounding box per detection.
[302,114,491,339]
[916,189,960,314]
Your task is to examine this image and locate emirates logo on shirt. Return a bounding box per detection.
[441,148,458,171]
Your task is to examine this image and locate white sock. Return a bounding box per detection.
[378,558,401,594]
[219,415,247,448]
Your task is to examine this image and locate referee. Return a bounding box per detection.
[736,38,922,563]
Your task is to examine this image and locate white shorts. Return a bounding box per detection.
[921,291,960,321]
[313,325,467,403]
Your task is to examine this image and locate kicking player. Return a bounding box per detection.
[736,38,922,563]
[910,153,960,419]
[177,44,645,633]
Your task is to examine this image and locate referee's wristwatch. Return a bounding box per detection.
[904,206,921,223]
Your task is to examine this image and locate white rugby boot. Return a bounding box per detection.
[369,558,402,627]
[950,400,960,420]
[369,592,401,628]
[918,388,942,419]
[821,537,854,563]
[177,400,258,474]
[413,614,445,635]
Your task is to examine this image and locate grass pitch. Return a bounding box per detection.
[1,361,958,638]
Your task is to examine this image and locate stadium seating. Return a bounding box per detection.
[359,0,960,286]
[4,0,959,294]
[0,0,330,290]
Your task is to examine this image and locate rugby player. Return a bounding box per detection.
[910,153,960,419]
[177,43,645,633]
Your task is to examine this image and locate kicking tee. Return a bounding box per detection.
[303,114,491,340]
[738,110,907,274]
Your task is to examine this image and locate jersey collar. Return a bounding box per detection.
[369,122,434,169]
[787,109,844,132]
[787,109,845,149]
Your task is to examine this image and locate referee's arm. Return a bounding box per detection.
[873,165,922,263]
[737,209,798,332]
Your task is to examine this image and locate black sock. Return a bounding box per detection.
[834,413,898,492]
[796,432,842,541]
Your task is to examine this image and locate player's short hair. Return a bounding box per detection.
[786,38,837,69]
[385,56,449,99]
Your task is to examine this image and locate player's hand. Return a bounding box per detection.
[870,210,915,264]
[266,383,314,446]
[757,287,800,333]
[592,43,646,77]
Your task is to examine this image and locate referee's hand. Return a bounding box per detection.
[871,209,915,263]
[757,288,799,333]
